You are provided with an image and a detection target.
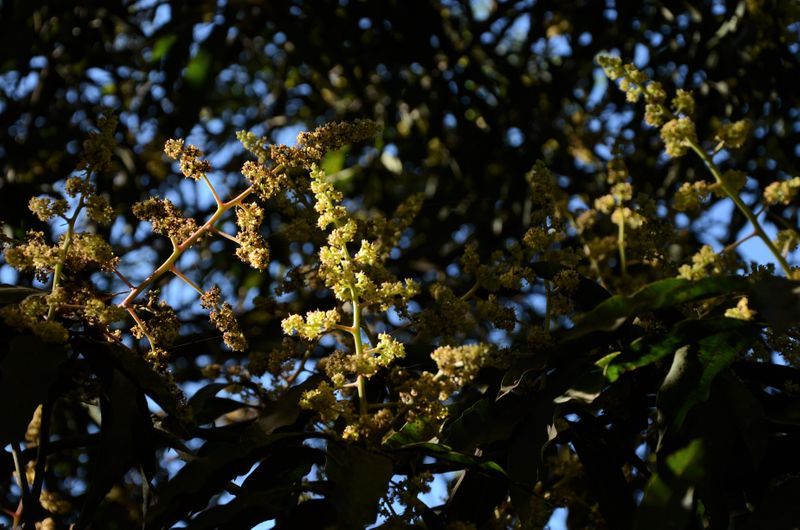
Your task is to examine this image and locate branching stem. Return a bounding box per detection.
[118,162,284,309]
[688,142,792,276]
[170,266,204,296]
[47,196,85,320]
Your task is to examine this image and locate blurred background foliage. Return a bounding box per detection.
[3,0,799,352]
[1,0,800,528]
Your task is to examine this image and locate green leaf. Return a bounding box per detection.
[382,418,434,448]
[553,366,607,404]
[391,442,508,477]
[665,438,705,481]
[258,374,323,433]
[321,146,349,175]
[185,49,212,87]
[0,333,66,445]
[635,439,705,530]
[441,396,524,452]
[194,397,250,425]
[326,442,393,528]
[563,276,747,343]
[151,34,177,62]
[657,326,756,429]
[604,317,753,382]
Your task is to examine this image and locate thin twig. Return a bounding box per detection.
[11,443,31,521]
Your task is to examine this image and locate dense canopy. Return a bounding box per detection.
[1,1,799,529]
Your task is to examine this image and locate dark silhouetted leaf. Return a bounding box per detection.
[441,395,524,452]
[76,369,155,529]
[749,276,800,331]
[326,442,393,528]
[569,417,635,530]
[507,401,556,523]
[274,499,337,530]
[742,477,800,530]
[147,377,321,529]
[187,487,290,530]
[146,428,296,529]
[76,337,184,419]
[241,445,324,492]
[188,382,251,425]
[0,333,66,445]
[0,285,46,306]
[530,261,611,311]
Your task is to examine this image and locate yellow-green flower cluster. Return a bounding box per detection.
[248,338,300,379]
[715,120,752,149]
[763,176,800,206]
[724,297,756,321]
[660,117,698,158]
[475,295,516,331]
[163,139,212,181]
[678,245,723,280]
[200,285,222,309]
[5,230,117,278]
[342,408,394,441]
[320,332,406,384]
[281,309,340,340]
[431,343,503,387]
[593,177,645,228]
[776,229,800,255]
[241,161,288,201]
[4,231,60,280]
[0,295,68,343]
[597,54,700,157]
[311,167,419,309]
[268,120,381,170]
[39,490,71,516]
[372,192,425,258]
[131,293,180,347]
[81,113,117,172]
[236,130,269,164]
[234,202,270,270]
[674,181,712,212]
[299,381,348,422]
[210,302,248,351]
[132,197,198,243]
[672,89,695,117]
[416,283,473,338]
[28,196,68,222]
[371,332,406,365]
